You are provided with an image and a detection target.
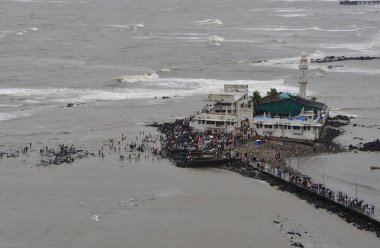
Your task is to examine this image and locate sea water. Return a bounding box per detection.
[1,0,380,247]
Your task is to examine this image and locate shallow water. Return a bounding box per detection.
[1,0,380,246]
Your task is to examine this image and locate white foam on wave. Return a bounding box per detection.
[107,24,130,29]
[169,32,209,36]
[4,0,66,3]
[208,35,225,42]
[0,77,297,105]
[195,19,223,25]
[133,24,144,29]
[329,110,358,118]
[118,72,160,83]
[252,50,326,70]
[274,9,306,13]
[320,41,379,54]
[28,27,38,31]
[0,104,23,108]
[239,26,361,32]
[224,39,258,43]
[0,112,31,122]
[276,14,311,17]
[207,35,225,46]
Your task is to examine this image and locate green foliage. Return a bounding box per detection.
[266,88,278,98]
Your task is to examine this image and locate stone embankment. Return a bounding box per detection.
[225,160,380,238]
[152,116,380,239]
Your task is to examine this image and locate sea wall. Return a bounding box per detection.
[177,158,380,237]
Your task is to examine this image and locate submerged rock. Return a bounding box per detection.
[311,56,380,63]
[360,139,380,152]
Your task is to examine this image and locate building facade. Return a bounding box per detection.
[190,85,253,132]
[253,53,329,141]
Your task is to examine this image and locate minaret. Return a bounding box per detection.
[298,52,308,98]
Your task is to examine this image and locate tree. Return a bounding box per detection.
[251,90,262,114]
[266,88,278,98]
[252,90,262,106]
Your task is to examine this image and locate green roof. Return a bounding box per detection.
[255,93,325,116]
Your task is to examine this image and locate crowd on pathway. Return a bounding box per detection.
[275,168,376,215]
[158,118,253,160]
[157,118,377,217]
[0,118,377,217]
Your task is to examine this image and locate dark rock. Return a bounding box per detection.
[66,103,74,107]
[329,115,351,121]
[327,120,349,127]
[360,139,380,152]
[348,144,357,150]
[291,242,304,248]
[311,56,380,63]
[319,126,343,150]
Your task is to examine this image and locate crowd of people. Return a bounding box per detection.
[276,169,376,215]
[99,131,162,161]
[158,118,254,161]
[0,118,377,218]
[0,129,163,166]
[157,118,376,218]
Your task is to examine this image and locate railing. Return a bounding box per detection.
[243,159,377,220]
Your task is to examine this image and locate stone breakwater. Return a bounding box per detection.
[153,118,380,238]
[222,160,380,238]
[311,56,380,63]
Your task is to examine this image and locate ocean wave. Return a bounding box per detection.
[325,32,380,53]
[224,39,258,43]
[28,27,38,31]
[208,35,225,42]
[0,104,23,108]
[239,26,361,32]
[4,0,66,3]
[274,9,306,12]
[276,14,311,17]
[329,110,358,118]
[0,77,297,104]
[252,50,326,70]
[207,35,225,46]
[195,19,223,25]
[133,23,144,29]
[117,72,160,83]
[169,33,209,36]
[107,24,130,29]
[0,112,31,122]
